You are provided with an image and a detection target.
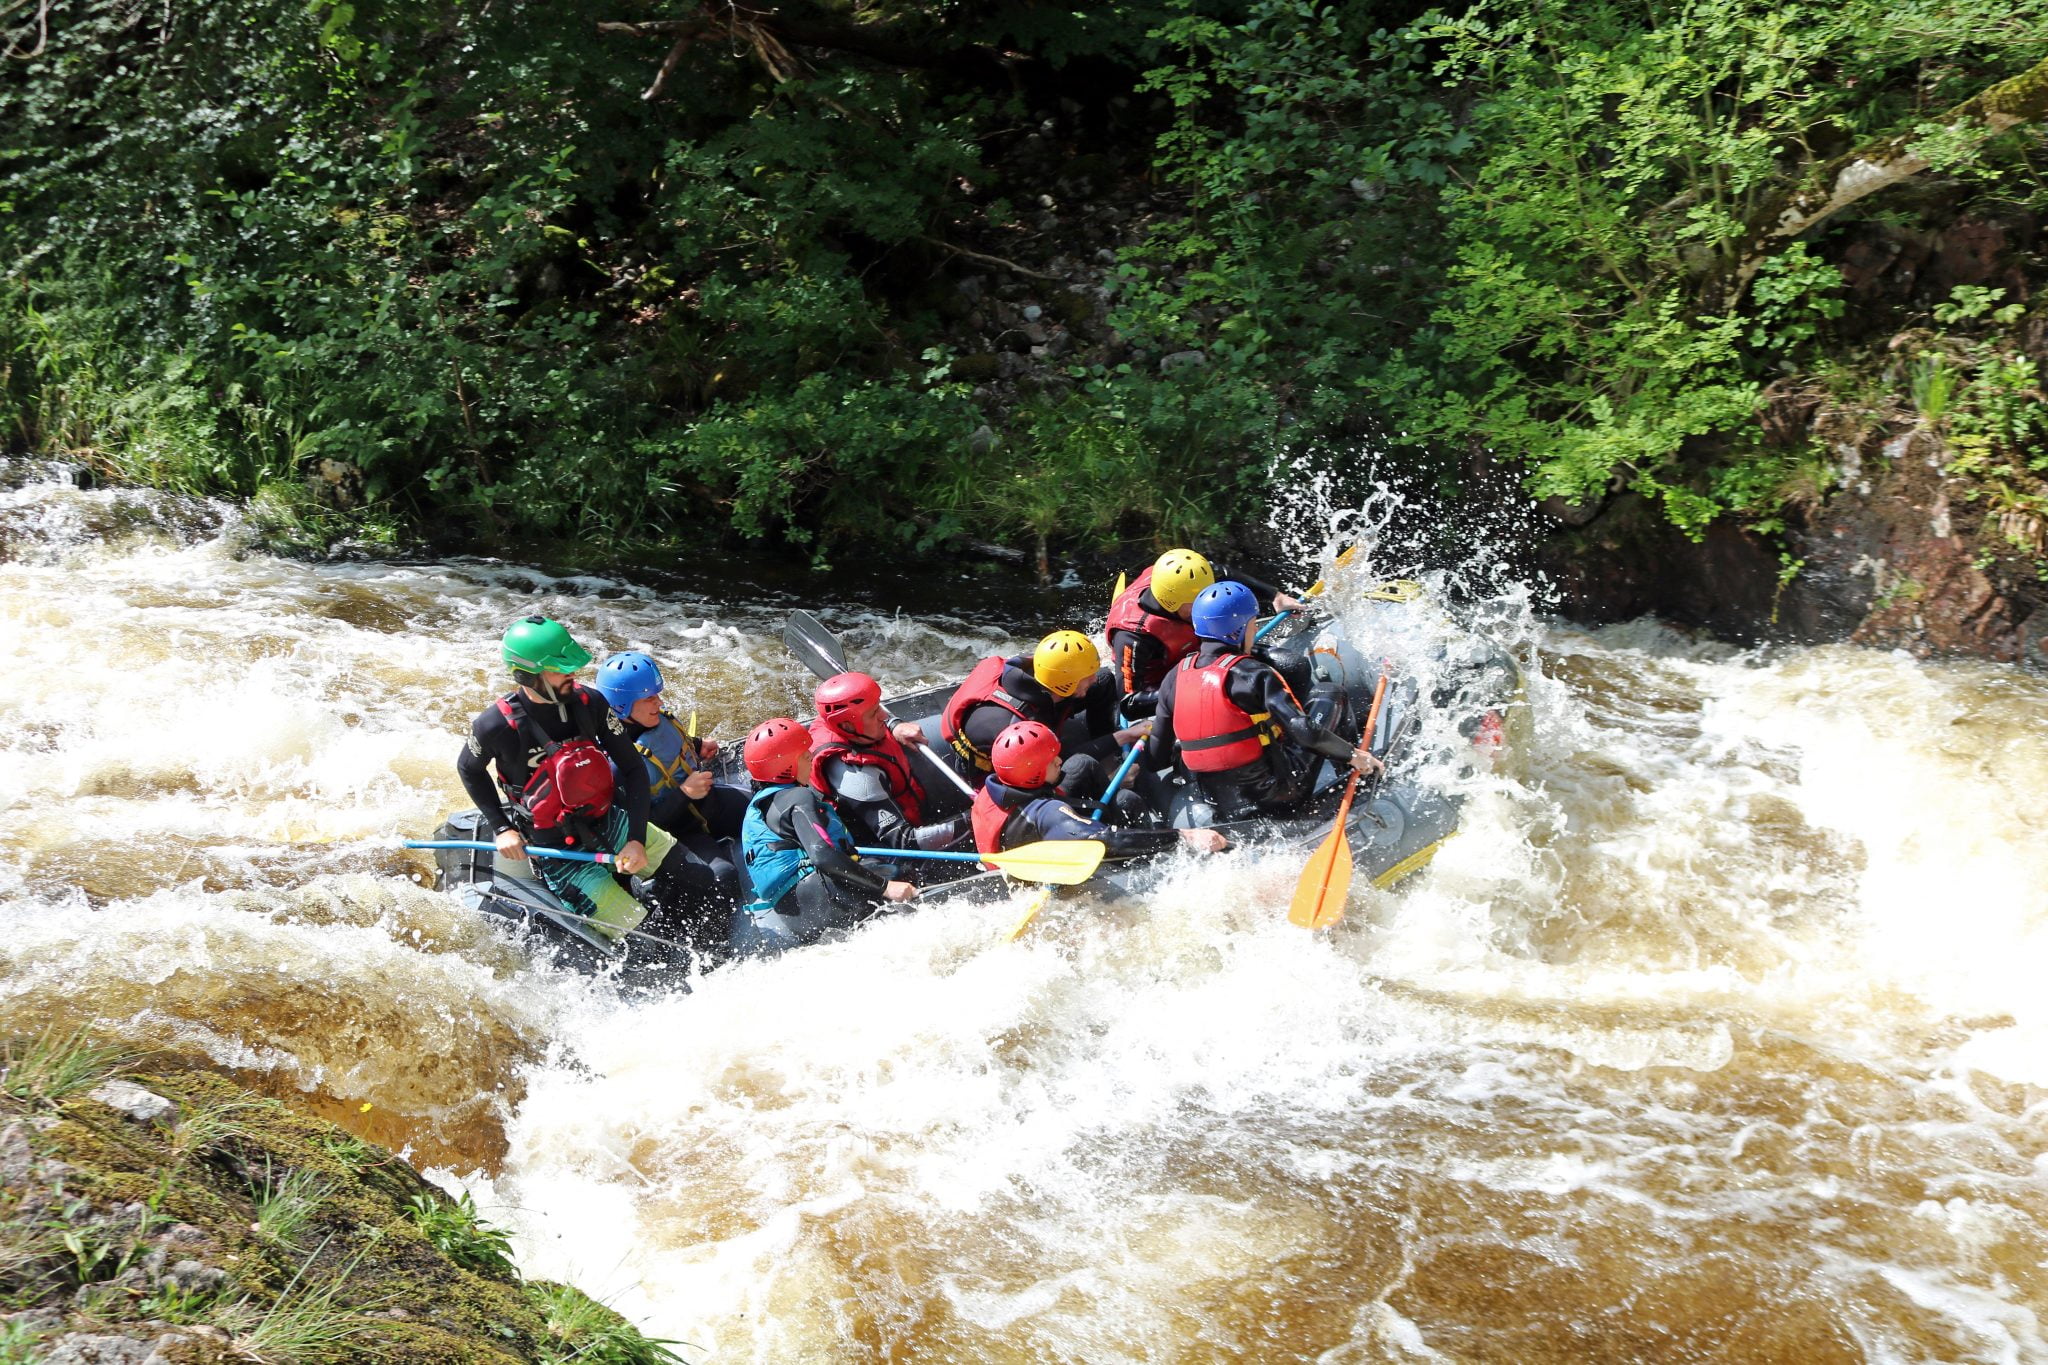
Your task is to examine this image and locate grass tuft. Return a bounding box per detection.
[0,1027,136,1106]
[251,1159,338,1248]
[216,1236,387,1364]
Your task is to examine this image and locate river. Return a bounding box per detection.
[4,462,2045,1362]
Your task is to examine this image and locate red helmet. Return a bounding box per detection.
[745,717,811,783]
[990,721,1061,787]
[815,672,883,723]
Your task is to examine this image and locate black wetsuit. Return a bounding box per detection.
[620,715,748,912]
[814,755,968,854]
[1146,639,1357,819]
[978,779,1186,859]
[455,685,651,849]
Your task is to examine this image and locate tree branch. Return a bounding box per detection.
[1728,54,2048,292]
[914,235,1062,281]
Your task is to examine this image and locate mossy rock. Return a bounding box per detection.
[0,1055,683,1364]
[950,353,1002,382]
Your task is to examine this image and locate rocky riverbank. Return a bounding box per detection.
[0,1034,679,1365]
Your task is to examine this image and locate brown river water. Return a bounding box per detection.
[3,463,2046,1362]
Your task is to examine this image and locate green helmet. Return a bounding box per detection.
[501,616,592,675]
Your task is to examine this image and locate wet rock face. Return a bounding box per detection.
[1539,425,2045,665]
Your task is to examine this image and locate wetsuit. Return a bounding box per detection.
[814,754,968,854]
[456,685,652,847]
[1147,639,1358,820]
[623,710,746,914]
[731,784,897,957]
[1108,561,1288,719]
[972,779,1186,860]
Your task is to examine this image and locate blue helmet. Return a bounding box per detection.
[593,651,664,715]
[1190,581,1259,643]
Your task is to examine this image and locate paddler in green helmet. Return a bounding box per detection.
[454,615,674,938]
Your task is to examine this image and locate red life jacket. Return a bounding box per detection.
[1171,653,1283,774]
[496,689,615,842]
[940,655,1033,771]
[970,784,1014,855]
[1107,566,1199,692]
[807,716,927,825]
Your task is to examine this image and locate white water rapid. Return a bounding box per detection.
[3,465,2045,1362]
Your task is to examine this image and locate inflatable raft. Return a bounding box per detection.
[423,582,1524,970]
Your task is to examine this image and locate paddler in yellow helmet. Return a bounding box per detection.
[1105,548,1306,719]
[939,629,1150,813]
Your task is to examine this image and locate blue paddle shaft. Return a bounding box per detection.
[853,847,985,863]
[1252,610,1293,643]
[404,839,613,865]
[1092,741,1144,820]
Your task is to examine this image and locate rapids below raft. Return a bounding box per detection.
[4,463,2047,1362]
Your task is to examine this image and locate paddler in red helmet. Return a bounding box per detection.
[808,671,970,855]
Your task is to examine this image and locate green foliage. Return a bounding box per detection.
[1933,285,2028,327]
[1125,0,2048,536]
[1748,245,1847,354]
[408,1189,518,1278]
[528,1282,690,1365]
[6,0,2047,555]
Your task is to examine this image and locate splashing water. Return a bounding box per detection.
[4,462,2046,1360]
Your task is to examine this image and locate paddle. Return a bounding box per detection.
[1091,740,1146,820]
[405,844,695,954]
[1006,886,1053,941]
[1253,544,1362,643]
[405,839,616,866]
[1286,664,1391,931]
[783,611,980,800]
[852,839,1105,885]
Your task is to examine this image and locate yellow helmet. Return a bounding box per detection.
[1149,548,1215,613]
[1032,630,1101,698]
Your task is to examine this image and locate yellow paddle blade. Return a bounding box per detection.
[1006,887,1053,941]
[1365,578,1425,603]
[1302,544,1361,600]
[688,709,698,738]
[1112,571,1128,606]
[984,839,1106,886]
[1288,827,1355,930]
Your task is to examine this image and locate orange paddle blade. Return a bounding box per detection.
[1288,826,1355,930]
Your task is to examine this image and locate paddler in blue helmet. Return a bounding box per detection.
[592,650,747,916]
[1147,583,1379,822]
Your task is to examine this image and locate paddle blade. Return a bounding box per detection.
[984,839,1106,886]
[1006,887,1053,941]
[1288,829,1354,930]
[783,610,848,681]
[1113,571,1127,605]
